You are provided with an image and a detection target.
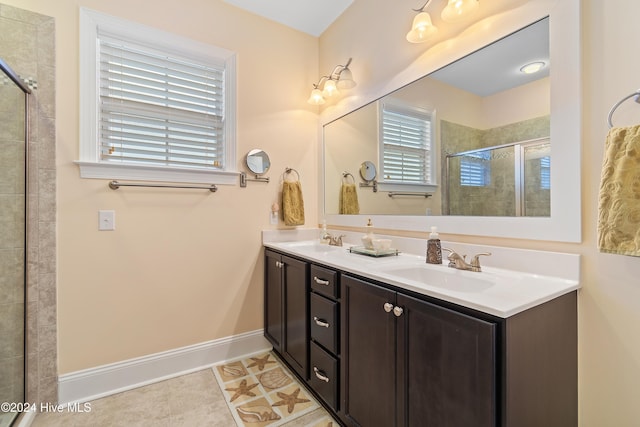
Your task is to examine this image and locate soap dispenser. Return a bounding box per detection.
[361,218,375,249]
[319,220,331,244]
[426,226,442,264]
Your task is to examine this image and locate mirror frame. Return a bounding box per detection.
[320,0,581,243]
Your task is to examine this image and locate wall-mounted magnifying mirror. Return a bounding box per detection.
[246,149,271,175]
[359,161,378,192]
[359,161,377,182]
[241,149,271,187]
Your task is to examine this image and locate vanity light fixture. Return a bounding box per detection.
[441,0,479,23]
[406,0,438,43]
[307,58,356,105]
[520,61,546,74]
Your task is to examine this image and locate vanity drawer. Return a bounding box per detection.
[310,265,338,299]
[310,293,339,354]
[310,341,338,411]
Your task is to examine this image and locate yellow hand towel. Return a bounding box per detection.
[339,183,360,214]
[597,125,640,256]
[282,181,305,226]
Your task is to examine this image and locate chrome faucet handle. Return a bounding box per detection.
[329,234,345,247]
[470,252,492,272]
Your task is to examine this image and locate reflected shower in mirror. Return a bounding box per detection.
[324,17,550,217]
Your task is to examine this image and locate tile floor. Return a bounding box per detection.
[30,358,335,427]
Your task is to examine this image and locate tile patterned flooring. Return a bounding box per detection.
[30,352,336,427]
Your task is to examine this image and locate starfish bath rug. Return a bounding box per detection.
[213,351,337,427]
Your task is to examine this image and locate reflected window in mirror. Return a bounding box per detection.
[379,99,436,192]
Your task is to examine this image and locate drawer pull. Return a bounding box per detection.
[383,302,394,313]
[313,276,330,286]
[314,367,330,383]
[313,316,330,328]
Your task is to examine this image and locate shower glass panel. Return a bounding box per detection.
[0,61,27,427]
[445,138,550,217]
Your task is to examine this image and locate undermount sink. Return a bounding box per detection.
[377,265,494,293]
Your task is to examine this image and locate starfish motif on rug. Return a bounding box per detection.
[226,379,259,402]
[272,387,310,413]
[247,354,276,371]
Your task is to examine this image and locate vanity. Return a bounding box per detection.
[263,235,578,427]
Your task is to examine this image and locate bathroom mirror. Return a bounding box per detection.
[245,149,270,175]
[321,0,580,242]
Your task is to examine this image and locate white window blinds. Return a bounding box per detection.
[460,152,491,187]
[381,103,433,185]
[99,34,226,170]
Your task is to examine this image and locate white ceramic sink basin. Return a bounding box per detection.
[275,241,347,254]
[378,265,494,292]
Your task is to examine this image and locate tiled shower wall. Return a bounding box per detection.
[0,3,57,405]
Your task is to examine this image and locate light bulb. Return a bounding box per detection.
[406,12,438,43]
[441,0,479,23]
[307,88,325,105]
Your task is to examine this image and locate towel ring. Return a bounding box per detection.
[342,172,355,184]
[283,167,300,182]
[608,89,640,128]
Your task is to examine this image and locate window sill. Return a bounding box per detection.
[75,161,239,185]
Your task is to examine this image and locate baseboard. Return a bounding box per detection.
[58,329,271,405]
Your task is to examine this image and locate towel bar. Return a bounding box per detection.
[387,192,431,198]
[108,180,218,192]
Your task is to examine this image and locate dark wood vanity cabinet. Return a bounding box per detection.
[264,248,577,427]
[341,274,497,427]
[264,249,309,380]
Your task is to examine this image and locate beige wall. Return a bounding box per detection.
[3,0,320,374]
[321,0,640,425]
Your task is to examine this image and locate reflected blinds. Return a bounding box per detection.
[98,34,225,170]
[381,103,432,184]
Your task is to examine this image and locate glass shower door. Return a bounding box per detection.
[0,62,27,427]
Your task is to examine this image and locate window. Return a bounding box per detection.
[379,100,436,192]
[540,156,550,189]
[460,152,491,187]
[78,8,237,184]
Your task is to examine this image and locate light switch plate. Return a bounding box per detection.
[99,210,115,231]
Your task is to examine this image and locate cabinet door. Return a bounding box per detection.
[342,275,397,427]
[264,250,283,352]
[397,293,497,427]
[282,255,309,380]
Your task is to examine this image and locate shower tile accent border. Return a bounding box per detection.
[0,2,58,408]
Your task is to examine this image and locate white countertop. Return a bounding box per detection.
[263,229,580,318]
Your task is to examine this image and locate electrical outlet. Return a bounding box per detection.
[99,210,115,231]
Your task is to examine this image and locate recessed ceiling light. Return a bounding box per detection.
[520,61,546,74]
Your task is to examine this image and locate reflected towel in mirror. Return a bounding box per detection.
[282,181,305,226]
[597,125,640,256]
[339,183,360,214]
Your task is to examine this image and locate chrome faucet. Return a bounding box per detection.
[443,248,491,272]
[328,234,345,247]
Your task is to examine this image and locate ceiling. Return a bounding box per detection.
[429,18,549,97]
[222,0,354,37]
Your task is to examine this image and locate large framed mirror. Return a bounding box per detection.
[321,0,580,242]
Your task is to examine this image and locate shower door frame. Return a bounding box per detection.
[0,57,31,426]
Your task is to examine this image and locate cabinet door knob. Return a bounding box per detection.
[393,306,404,317]
[383,302,394,313]
[313,367,330,383]
[275,261,283,268]
[313,276,330,286]
[313,317,330,328]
